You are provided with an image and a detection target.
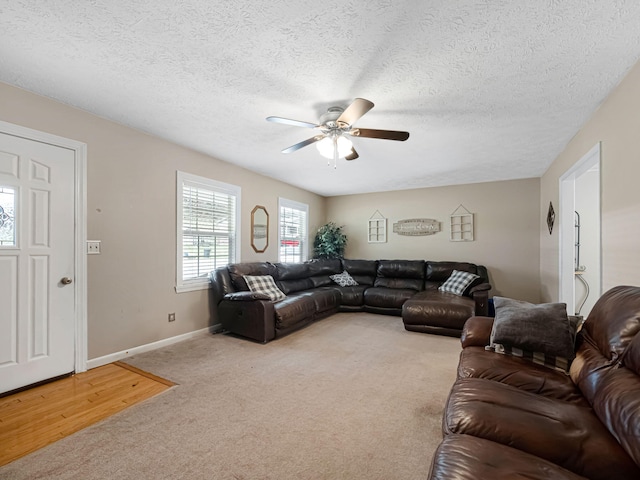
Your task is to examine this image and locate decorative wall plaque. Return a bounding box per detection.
[547,201,555,235]
[393,218,441,236]
[450,204,474,242]
[368,210,387,243]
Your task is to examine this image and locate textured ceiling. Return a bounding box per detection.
[1,1,640,196]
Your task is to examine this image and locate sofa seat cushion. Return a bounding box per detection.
[403,290,475,330]
[457,346,588,406]
[273,294,316,330]
[364,287,417,309]
[444,378,640,480]
[335,285,368,306]
[429,434,588,480]
[301,288,341,313]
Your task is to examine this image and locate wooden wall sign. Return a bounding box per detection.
[393,218,441,236]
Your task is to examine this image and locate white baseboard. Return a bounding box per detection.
[86,324,223,370]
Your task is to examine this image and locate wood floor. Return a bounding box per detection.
[0,362,175,467]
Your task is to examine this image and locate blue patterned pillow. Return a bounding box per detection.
[439,270,480,296]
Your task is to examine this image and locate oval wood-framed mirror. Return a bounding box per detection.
[251,205,269,253]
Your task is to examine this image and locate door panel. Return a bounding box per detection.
[0,256,18,366]
[0,132,75,394]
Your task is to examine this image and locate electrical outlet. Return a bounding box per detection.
[87,240,101,255]
[168,313,176,322]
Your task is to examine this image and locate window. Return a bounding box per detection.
[0,186,16,247]
[176,172,240,292]
[278,198,308,263]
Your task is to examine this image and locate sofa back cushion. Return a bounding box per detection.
[307,258,343,288]
[228,262,277,291]
[374,260,425,291]
[342,259,378,286]
[425,261,483,291]
[275,262,313,294]
[583,285,640,362]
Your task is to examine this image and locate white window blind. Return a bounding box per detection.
[177,172,240,292]
[278,198,308,263]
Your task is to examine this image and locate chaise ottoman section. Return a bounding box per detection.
[402,290,475,337]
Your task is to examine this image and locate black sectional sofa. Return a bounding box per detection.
[210,258,491,343]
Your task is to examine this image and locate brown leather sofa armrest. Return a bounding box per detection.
[469,282,491,294]
[461,316,494,348]
[224,291,271,301]
[469,284,491,316]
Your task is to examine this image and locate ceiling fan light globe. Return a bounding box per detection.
[316,136,353,159]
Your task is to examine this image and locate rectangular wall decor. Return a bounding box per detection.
[393,219,440,236]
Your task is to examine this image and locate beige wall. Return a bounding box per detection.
[10,54,638,360]
[326,178,541,302]
[0,82,325,359]
[540,61,640,303]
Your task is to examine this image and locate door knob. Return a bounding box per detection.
[61,277,73,285]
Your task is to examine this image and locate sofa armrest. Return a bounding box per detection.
[224,291,271,301]
[469,283,491,316]
[469,282,491,294]
[218,296,276,343]
[460,316,494,348]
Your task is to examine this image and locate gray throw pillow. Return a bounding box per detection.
[489,297,575,368]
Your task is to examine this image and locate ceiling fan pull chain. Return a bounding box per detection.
[333,136,338,169]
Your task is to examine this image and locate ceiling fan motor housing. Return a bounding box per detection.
[320,106,345,128]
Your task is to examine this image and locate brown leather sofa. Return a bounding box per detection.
[428,285,640,480]
[210,258,491,343]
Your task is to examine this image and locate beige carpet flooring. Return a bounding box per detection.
[0,313,461,480]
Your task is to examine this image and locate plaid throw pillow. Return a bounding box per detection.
[330,270,359,287]
[486,343,571,374]
[243,275,286,302]
[439,270,480,296]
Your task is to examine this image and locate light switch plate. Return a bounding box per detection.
[87,240,101,255]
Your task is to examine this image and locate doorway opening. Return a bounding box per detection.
[559,143,601,317]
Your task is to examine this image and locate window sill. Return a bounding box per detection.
[175,282,211,294]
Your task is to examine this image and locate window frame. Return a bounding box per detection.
[278,197,309,263]
[176,171,241,293]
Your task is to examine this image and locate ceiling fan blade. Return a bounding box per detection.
[281,135,325,154]
[337,98,374,126]
[350,128,410,141]
[266,116,319,129]
[345,148,359,161]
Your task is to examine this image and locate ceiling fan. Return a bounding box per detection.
[266,98,409,167]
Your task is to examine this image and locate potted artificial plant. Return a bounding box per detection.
[313,222,347,259]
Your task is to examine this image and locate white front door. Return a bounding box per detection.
[0,131,76,394]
